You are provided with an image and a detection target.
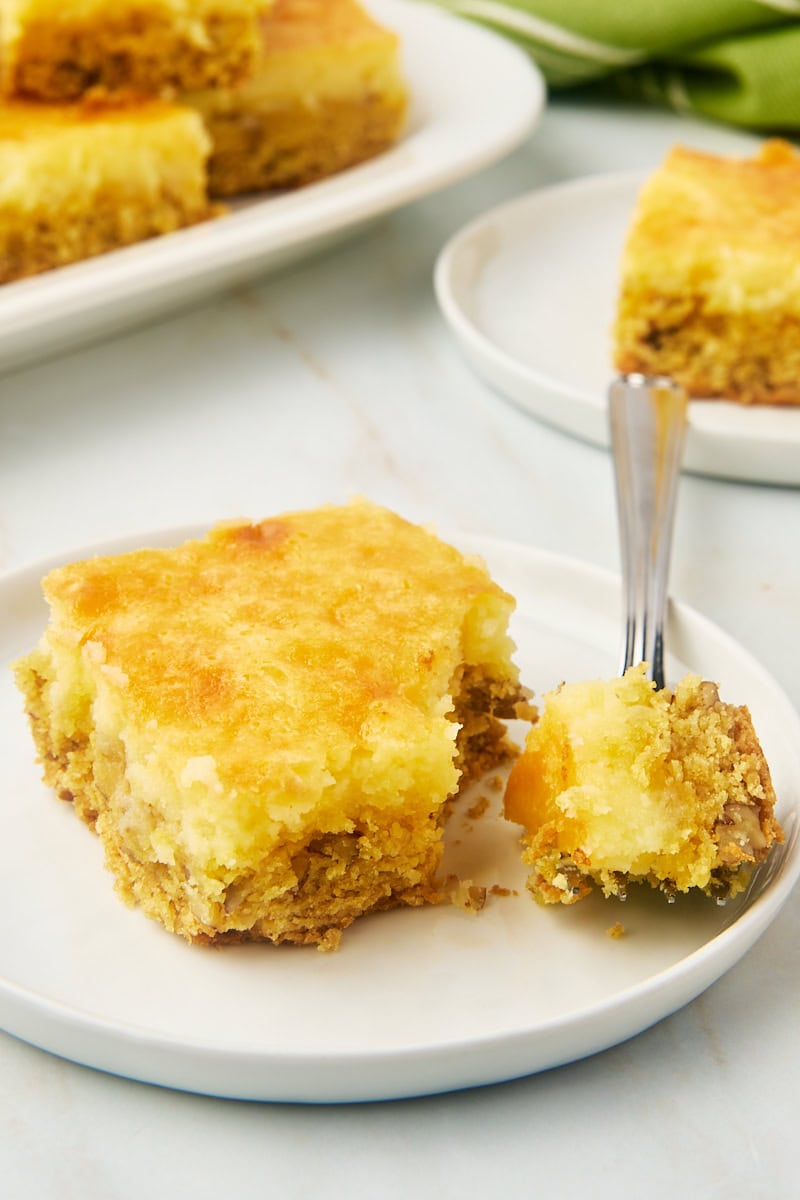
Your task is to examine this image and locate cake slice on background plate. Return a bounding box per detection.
[614,140,800,406]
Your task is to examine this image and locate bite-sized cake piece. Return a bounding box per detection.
[614,140,800,405]
[504,665,783,905]
[0,99,212,283]
[0,0,271,100]
[14,500,528,950]
[186,0,407,196]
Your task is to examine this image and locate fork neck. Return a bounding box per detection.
[609,374,688,691]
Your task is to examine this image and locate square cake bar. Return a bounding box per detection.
[15,501,528,949]
[187,0,407,196]
[0,99,212,282]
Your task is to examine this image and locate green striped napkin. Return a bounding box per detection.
[420,0,800,131]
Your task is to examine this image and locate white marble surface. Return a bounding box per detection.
[2,78,799,1198]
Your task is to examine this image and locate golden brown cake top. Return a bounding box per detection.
[0,97,186,139]
[261,0,396,51]
[0,0,270,30]
[40,501,517,794]
[620,139,800,314]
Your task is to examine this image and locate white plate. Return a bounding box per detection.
[435,172,800,487]
[2,527,799,1102]
[0,0,544,376]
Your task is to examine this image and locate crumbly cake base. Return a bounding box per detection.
[2,7,267,100]
[19,660,525,949]
[203,92,406,196]
[614,301,800,406]
[0,192,211,284]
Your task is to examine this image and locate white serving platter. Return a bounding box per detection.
[0,0,545,375]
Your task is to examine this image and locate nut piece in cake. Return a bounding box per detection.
[0,100,212,283]
[185,0,407,196]
[0,0,272,100]
[14,500,529,950]
[613,140,800,406]
[504,665,783,905]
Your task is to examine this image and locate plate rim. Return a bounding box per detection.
[2,524,799,1102]
[434,168,644,405]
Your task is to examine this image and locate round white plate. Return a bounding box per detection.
[0,0,545,376]
[1,528,798,1103]
[435,172,800,487]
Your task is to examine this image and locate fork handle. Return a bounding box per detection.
[609,374,688,690]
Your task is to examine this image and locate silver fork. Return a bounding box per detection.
[609,374,689,690]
